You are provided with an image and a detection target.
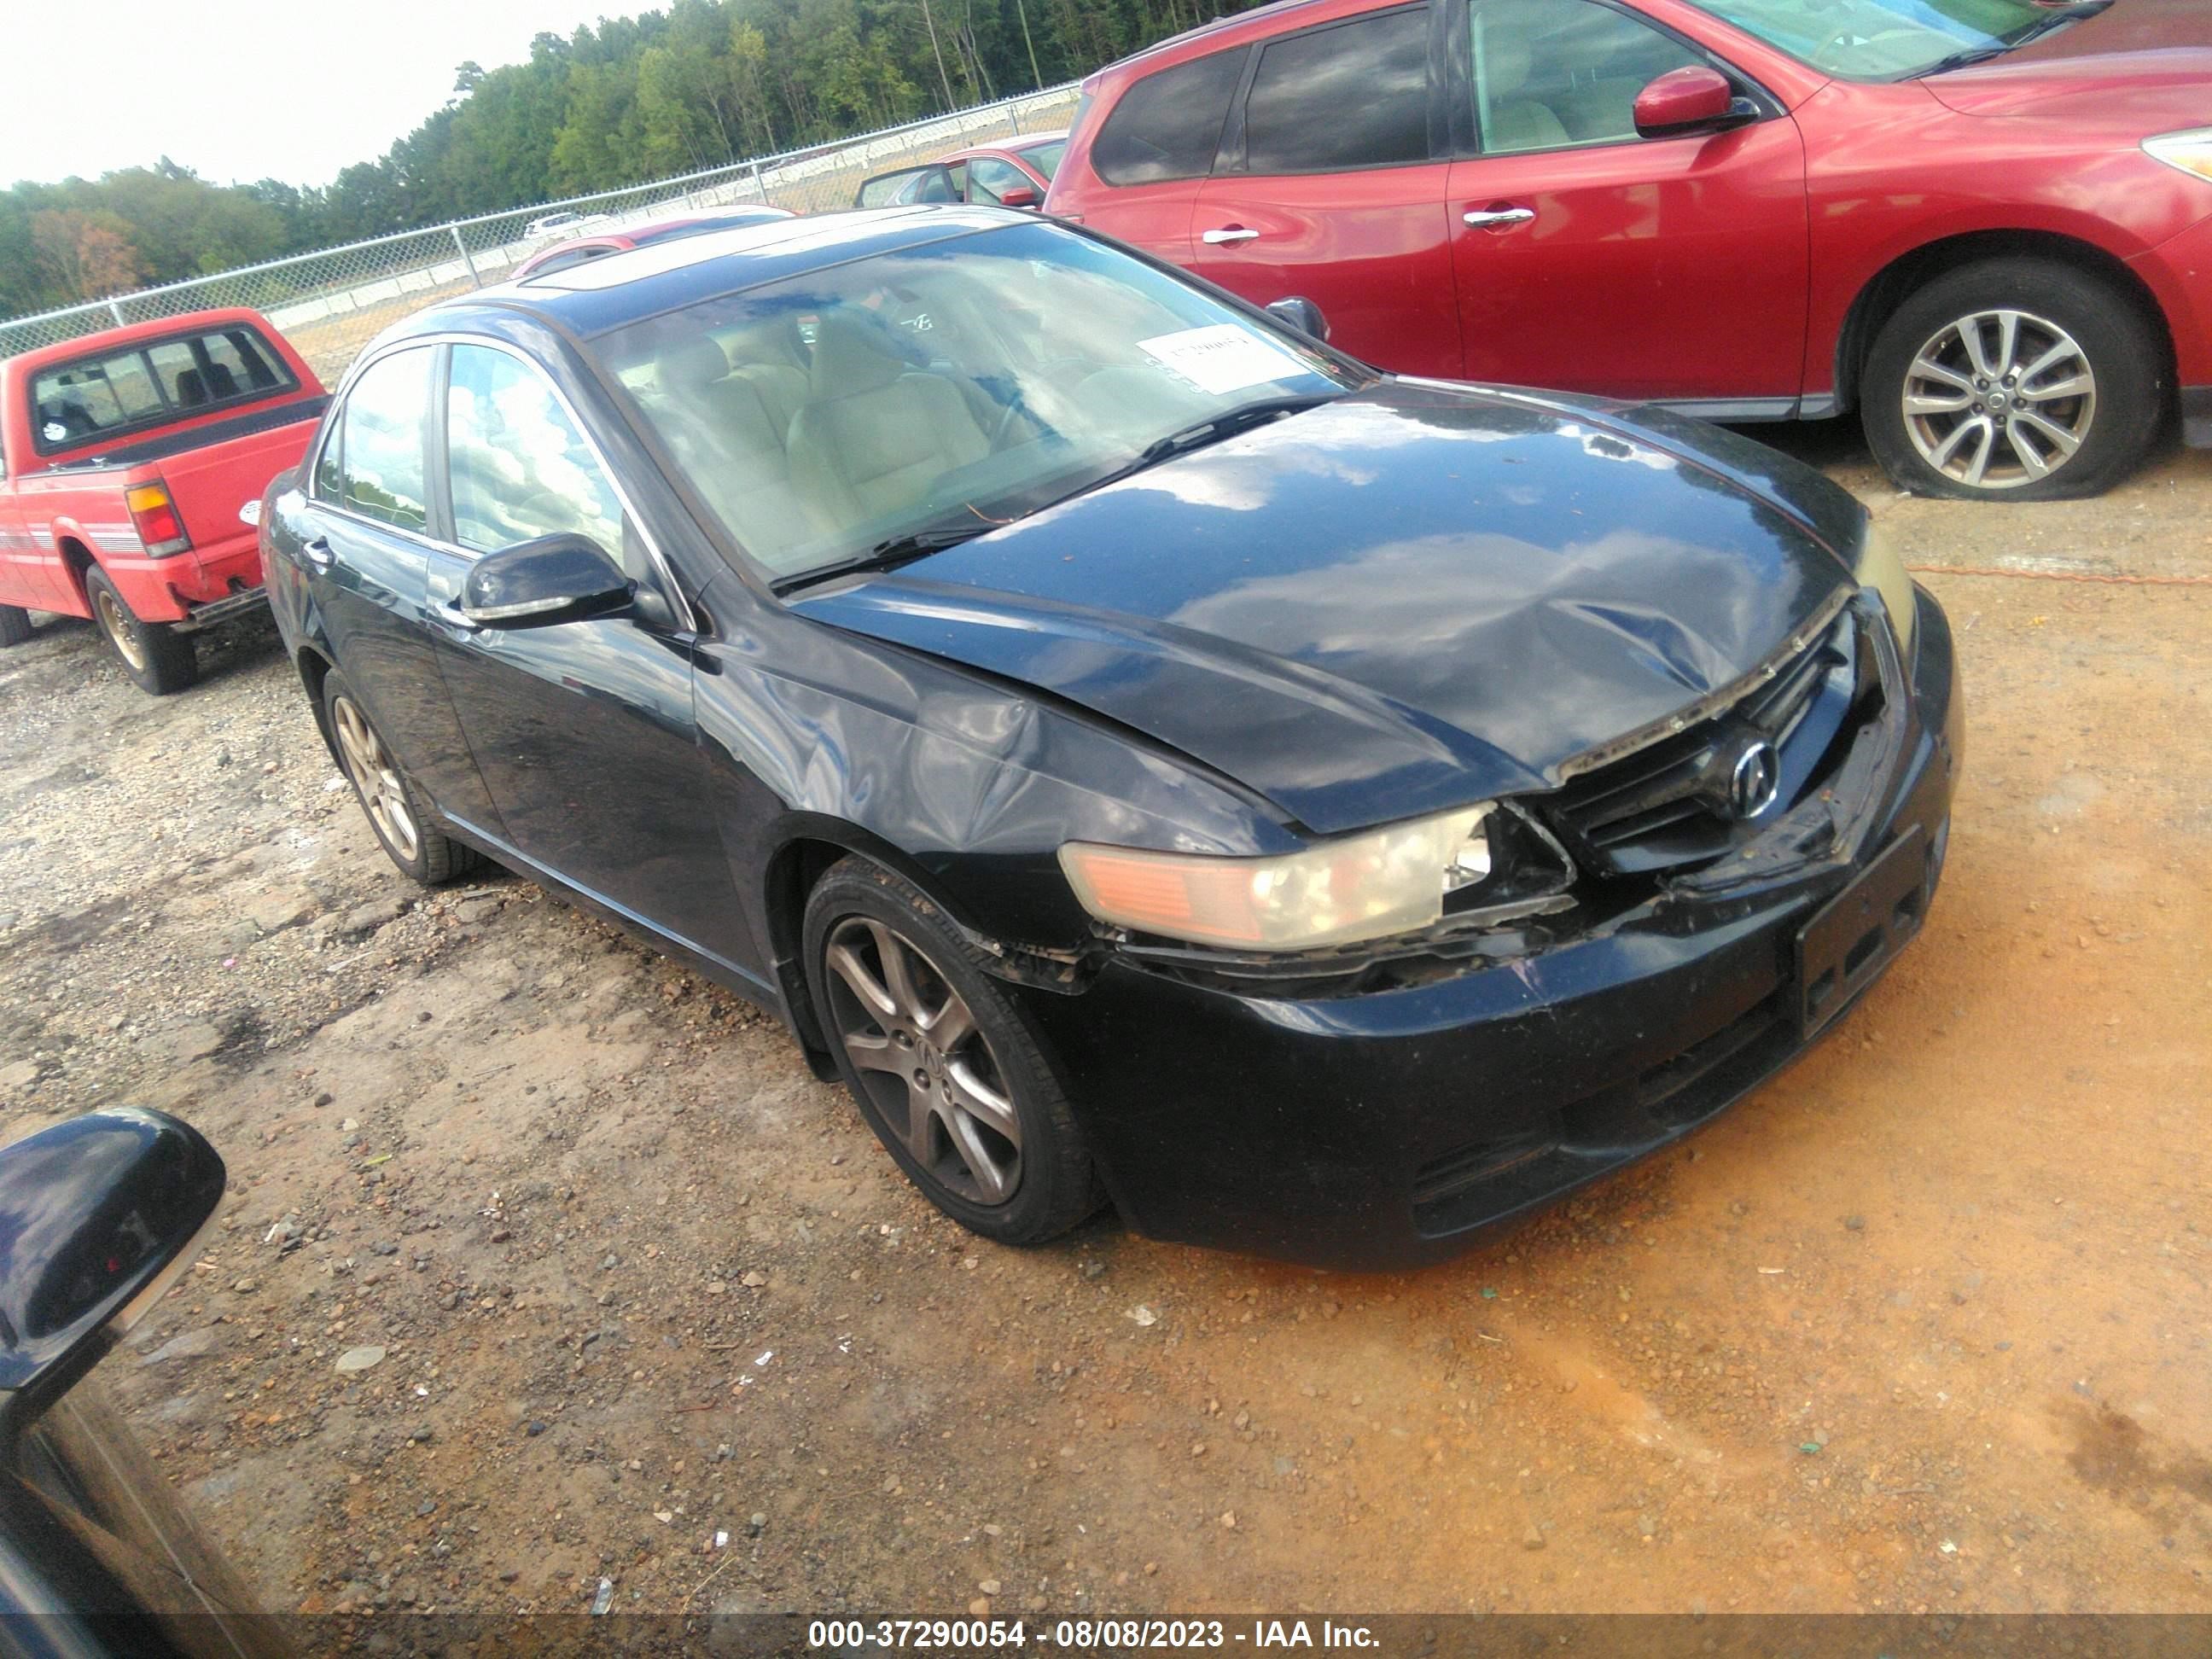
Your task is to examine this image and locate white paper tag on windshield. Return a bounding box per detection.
[1138,324,1306,397]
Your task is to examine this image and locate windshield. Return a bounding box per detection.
[597,219,1350,582]
[1023,139,1068,180]
[1685,0,2081,78]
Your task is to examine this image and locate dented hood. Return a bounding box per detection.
[789,382,1860,835]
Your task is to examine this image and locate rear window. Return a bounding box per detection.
[1091,49,1248,186]
[29,323,294,455]
[858,166,961,207]
[856,169,920,207]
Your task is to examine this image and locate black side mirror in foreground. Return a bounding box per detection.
[459,533,632,630]
[1266,295,1330,343]
[0,1109,225,1435]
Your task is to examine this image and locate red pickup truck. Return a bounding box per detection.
[0,309,328,693]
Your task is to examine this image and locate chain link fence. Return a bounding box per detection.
[0,83,1080,387]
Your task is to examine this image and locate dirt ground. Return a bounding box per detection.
[0,420,2206,1624]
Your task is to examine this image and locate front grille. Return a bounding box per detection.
[1542,608,1868,878]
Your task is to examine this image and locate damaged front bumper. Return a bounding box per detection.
[1012,588,1961,1270]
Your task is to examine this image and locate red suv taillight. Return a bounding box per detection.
[125,482,191,557]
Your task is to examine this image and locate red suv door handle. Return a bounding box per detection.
[1463,205,1536,230]
[1202,226,1261,245]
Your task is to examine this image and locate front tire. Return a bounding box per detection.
[803,857,1101,1246]
[84,566,196,693]
[321,669,481,885]
[1861,258,2166,500]
[0,605,31,648]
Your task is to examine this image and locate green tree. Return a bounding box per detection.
[1,0,1275,318]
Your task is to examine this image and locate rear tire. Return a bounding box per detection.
[84,565,197,694]
[0,605,30,648]
[803,856,1102,1246]
[320,669,482,886]
[1861,258,2165,501]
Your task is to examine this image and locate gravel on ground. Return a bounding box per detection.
[0,424,2206,1620]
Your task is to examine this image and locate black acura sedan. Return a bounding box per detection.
[262,207,1959,1270]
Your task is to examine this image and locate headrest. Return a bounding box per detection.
[809,312,910,398]
[1484,32,1535,95]
[657,335,732,398]
[721,313,806,372]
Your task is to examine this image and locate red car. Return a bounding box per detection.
[1047,0,2212,499]
[853,131,1070,210]
[511,207,797,279]
[0,309,326,692]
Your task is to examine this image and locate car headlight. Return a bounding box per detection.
[1059,804,1493,951]
[2144,129,2212,184]
[1855,518,1916,659]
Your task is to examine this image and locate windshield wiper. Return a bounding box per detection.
[1068,393,1340,501]
[1914,1,2108,77]
[776,523,988,594]
[776,393,1336,594]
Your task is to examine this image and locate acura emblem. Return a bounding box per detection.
[1729,739,1781,819]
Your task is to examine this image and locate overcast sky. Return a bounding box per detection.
[7,0,622,189]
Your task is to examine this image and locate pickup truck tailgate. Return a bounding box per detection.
[146,397,329,556]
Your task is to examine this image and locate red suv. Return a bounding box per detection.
[1047,0,2212,499]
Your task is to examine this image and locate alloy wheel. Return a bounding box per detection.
[1901,308,2096,491]
[92,588,147,672]
[823,917,1022,1206]
[331,694,421,864]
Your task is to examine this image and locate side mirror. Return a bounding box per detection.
[1266,295,1330,343]
[460,534,632,629]
[998,185,1041,210]
[1633,66,1743,140]
[0,1109,226,1433]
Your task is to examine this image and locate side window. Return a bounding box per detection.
[1245,9,1433,175]
[966,156,1031,203]
[312,419,343,502]
[1091,49,1247,186]
[1471,0,1702,154]
[337,348,432,533]
[445,345,623,559]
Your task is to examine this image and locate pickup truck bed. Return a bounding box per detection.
[0,308,329,694]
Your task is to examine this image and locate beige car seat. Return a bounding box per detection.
[651,335,823,562]
[786,315,991,525]
[1481,31,1570,152]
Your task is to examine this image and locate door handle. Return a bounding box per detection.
[1463,206,1536,230]
[299,536,334,572]
[1202,226,1260,245]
